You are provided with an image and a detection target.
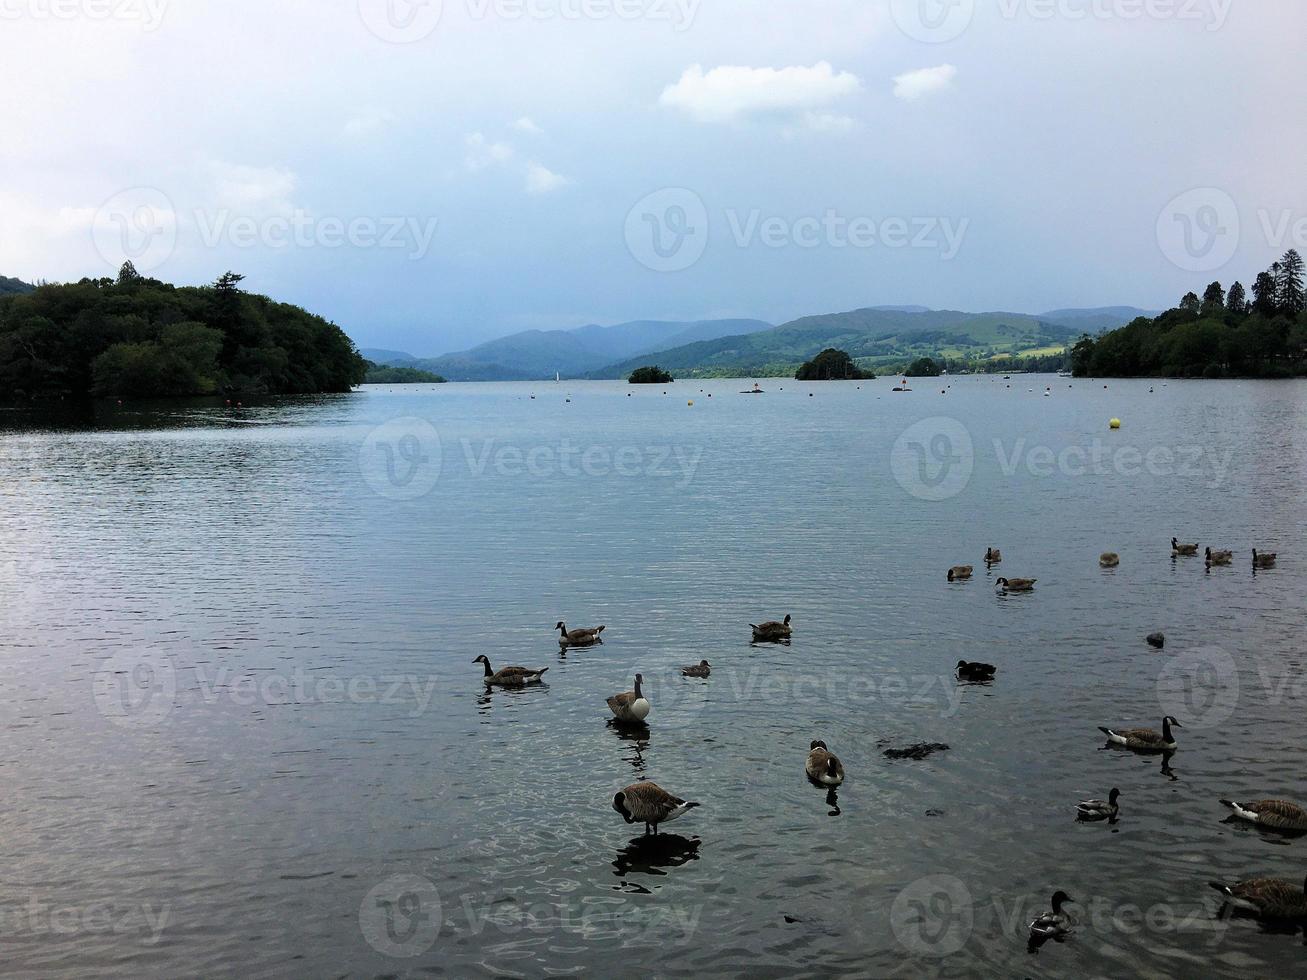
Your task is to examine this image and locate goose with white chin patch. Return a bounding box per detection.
[607,673,651,723]
[1098,715,1182,751]
[1220,798,1307,831]
[612,781,699,835]
[1208,874,1307,919]
[805,740,845,786]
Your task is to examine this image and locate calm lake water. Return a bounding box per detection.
[2,375,1305,978]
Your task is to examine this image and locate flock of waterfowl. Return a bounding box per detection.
[471,535,1303,949]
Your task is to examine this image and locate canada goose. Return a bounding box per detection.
[1076,788,1121,821]
[1205,547,1233,566]
[1099,715,1182,751]
[985,548,1002,563]
[471,655,548,687]
[681,660,711,678]
[1172,537,1199,556]
[1252,549,1277,568]
[955,660,997,682]
[1029,891,1076,937]
[1099,552,1120,568]
[607,673,651,723]
[1208,874,1307,919]
[1220,798,1307,832]
[805,740,845,786]
[995,577,1036,592]
[557,622,605,646]
[947,565,973,581]
[612,780,700,835]
[750,614,792,642]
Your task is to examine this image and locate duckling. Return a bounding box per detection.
[956,660,997,682]
[1208,874,1307,919]
[613,781,699,835]
[607,673,651,723]
[471,655,548,687]
[947,565,973,582]
[1220,798,1307,832]
[750,614,792,642]
[1029,891,1076,937]
[995,577,1036,592]
[1205,547,1233,566]
[557,622,605,646]
[985,547,1002,563]
[805,739,845,786]
[1171,537,1199,556]
[1098,715,1182,751]
[1099,552,1120,568]
[681,660,711,678]
[1252,549,1277,569]
[1076,788,1121,821]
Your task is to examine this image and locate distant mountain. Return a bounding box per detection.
[1,275,36,297]
[360,347,418,365]
[1039,307,1160,333]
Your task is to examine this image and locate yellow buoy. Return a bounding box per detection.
[688,400,694,406]
[1110,418,1122,429]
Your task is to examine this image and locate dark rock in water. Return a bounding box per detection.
[883,742,950,760]
[925,808,945,817]
[1147,633,1165,649]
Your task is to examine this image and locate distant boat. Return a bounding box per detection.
[741,383,764,394]
[555,372,560,383]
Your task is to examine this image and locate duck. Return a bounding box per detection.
[1220,798,1307,832]
[607,673,651,723]
[1208,874,1307,919]
[1205,547,1233,566]
[681,660,711,678]
[955,660,997,682]
[557,622,605,646]
[1171,537,1199,556]
[995,577,1036,592]
[1076,787,1121,821]
[750,614,792,642]
[1029,891,1076,937]
[1252,549,1277,569]
[985,547,1002,563]
[1098,715,1182,751]
[947,565,973,581]
[1099,552,1120,568]
[805,740,845,786]
[471,655,548,687]
[612,780,700,835]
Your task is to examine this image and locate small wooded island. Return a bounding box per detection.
[628,366,673,384]
[795,348,874,380]
[0,263,366,400]
[363,363,447,384]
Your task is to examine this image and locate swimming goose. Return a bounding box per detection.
[805,739,845,786]
[985,548,1002,563]
[681,660,711,678]
[472,655,548,687]
[995,577,1036,592]
[1029,891,1075,937]
[613,780,700,835]
[1099,715,1182,751]
[1205,547,1233,566]
[1076,788,1120,821]
[947,565,973,581]
[955,660,997,682]
[557,622,605,646]
[750,614,792,642]
[1220,798,1307,832]
[1172,538,1199,556]
[1208,874,1307,919]
[1252,549,1277,568]
[1099,552,1120,568]
[607,673,651,723]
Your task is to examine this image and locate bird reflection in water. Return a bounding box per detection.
[612,834,701,879]
[606,720,650,775]
[823,787,841,816]
[475,683,548,714]
[1027,931,1071,955]
[1097,743,1178,782]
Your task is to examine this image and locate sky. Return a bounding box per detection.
[2,0,1304,354]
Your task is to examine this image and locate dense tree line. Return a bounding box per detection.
[0,263,367,399]
[628,365,674,383]
[1071,250,1307,379]
[795,348,874,380]
[363,362,447,384]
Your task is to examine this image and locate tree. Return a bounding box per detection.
[1069,335,1096,377]
[116,261,142,286]
[1226,281,1247,315]
[1252,272,1279,316]
[795,348,872,380]
[905,356,941,377]
[1200,282,1225,318]
[1277,249,1305,315]
[628,365,673,384]
[1179,292,1201,316]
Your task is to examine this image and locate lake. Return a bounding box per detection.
[1,375,1305,977]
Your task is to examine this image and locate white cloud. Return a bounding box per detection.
[343,108,396,140]
[659,62,861,126]
[208,161,297,213]
[892,64,958,102]
[512,116,543,135]
[464,132,515,171]
[525,162,569,194]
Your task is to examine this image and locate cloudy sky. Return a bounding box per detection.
[2,0,1304,353]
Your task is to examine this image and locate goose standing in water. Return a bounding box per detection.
[956,660,997,682]
[1205,547,1233,567]
[947,565,973,581]
[805,740,845,786]
[985,548,1002,564]
[1076,788,1121,821]
[607,673,651,723]
[1208,874,1307,919]
[995,577,1036,592]
[472,655,548,687]
[1099,716,1182,751]
[557,622,605,647]
[751,614,792,642]
[1172,537,1199,556]
[1099,552,1120,568]
[1029,891,1076,937]
[613,781,699,835]
[681,660,711,678]
[1220,798,1307,832]
[1252,549,1277,569]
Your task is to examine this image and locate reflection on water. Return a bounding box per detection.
[612,834,702,879]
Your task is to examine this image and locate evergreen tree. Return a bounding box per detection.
[116,261,142,285]
[1251,272,1279,316]
[1179,292,1201,315]
[1276,249,1305,315]
[1226,281,1247,315]
[1200,282,1225,318]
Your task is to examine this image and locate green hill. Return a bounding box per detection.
[0,275,35,297]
